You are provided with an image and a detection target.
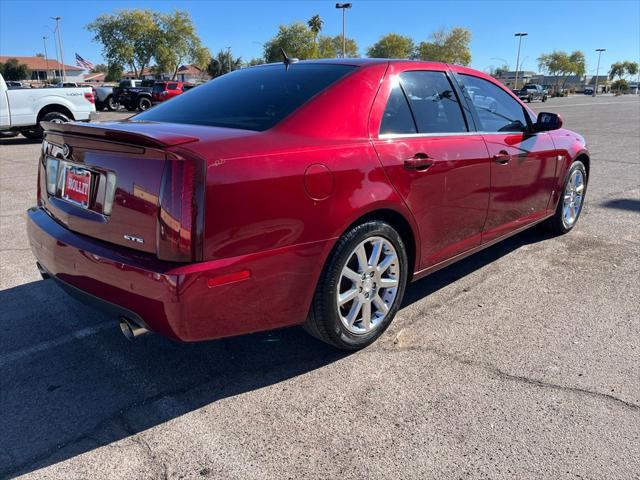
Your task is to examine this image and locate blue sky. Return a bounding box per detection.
[1,0,638,75]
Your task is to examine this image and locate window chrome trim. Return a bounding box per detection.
[377,131,534,140]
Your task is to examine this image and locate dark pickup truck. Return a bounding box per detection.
[514,84,548,103]
[113,79,156,111]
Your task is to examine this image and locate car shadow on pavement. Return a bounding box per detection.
[402,225,554,307]
[0,136,41,146]
[0,280,345,478]
[0,225,554,478]
[600,198,640,213]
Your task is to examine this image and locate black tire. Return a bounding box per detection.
[542,95,547,102]
[0,130,19,138]
[106,95,120,111]
[304,220,409,350]
[527,95,532,103]
[545,160,588,234]
[21,129,42,139]
[137,96,152,111]
[21,111,70,139]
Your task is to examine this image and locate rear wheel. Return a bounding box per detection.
[546,160,587,234]
[106,95,120,111]
[21,111,70,139]
[304,220,409,350]
[137,97,152,111]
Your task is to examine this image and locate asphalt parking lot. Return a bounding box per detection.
[1,96,639,479]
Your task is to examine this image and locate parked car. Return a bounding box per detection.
[515,84,548,102]
[583,87,594,95]
[92,85,119,111]
[27,59,589,350]
[151,81,193,103]
[5,80,25,88]
[0,73,96,139]
[113,79,155,111]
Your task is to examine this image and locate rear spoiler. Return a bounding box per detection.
[41,120,199,149]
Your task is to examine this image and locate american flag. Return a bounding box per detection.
[75,53,94,70]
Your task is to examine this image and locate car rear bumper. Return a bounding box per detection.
[27,207,328,342]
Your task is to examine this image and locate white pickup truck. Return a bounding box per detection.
[0,73,97,139]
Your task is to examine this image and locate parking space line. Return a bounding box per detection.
[0,322,114,367]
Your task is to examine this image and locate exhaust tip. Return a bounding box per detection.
[119,317,149,340]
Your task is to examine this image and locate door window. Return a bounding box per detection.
[460,75,529,133]
[400,71,468,134]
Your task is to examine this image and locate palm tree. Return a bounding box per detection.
[307,14,324,43]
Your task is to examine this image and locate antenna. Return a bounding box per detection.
[280,47,299,71]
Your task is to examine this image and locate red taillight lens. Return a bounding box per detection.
[84,92,95,104]
[157,153,204,262]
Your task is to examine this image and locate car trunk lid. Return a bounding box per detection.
[39,121,204,261]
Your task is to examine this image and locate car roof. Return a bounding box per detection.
[256,58,452,68]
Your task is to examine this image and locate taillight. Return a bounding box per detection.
[84,92,95,103]
[157,152,204,262]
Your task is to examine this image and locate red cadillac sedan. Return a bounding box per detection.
[27,59,589,350]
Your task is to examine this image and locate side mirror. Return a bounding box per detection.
[534,112,563,132]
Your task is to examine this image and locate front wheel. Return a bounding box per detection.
[304,220,409,350]
[542,95,547,102]
[545,160,588,234]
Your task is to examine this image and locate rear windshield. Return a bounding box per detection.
[135,64,356,131]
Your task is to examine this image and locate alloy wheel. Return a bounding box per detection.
[336,236,400,334]
[562,169,585,227]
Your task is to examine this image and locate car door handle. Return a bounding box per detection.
[404,153,434,171]
[493,150,511,164]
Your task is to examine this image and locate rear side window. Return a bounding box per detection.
[379,71,468,135]
[380,82,417,135]
[460,75,529,132]
[168,83,178,90]
[136,64,356,131]
[152,83,165,93]
[401,71,468,134]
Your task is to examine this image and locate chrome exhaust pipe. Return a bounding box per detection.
[119,317,150,340]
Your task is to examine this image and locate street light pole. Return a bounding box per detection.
[43,36,50,82]
[335,3,352,58]
[594,48,605,97]
[513,32,528,90]
[226,46,232,73]
[52,17,66,83]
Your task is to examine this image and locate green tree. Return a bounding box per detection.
[317,35,359,58]
[105,63,123,82]
[207,49,243,78]
[91,64,108,73]
[1,58,30,80]
[417,27,472,65]
[538,51,574,92]
[307,14,324,43]
[488,64,509,77]
[609,61,639,93]
[264,22,316,62]
[246,57,266,67]
[367,33,415,59]
[87,9,161,78]
[155,11,210,79]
